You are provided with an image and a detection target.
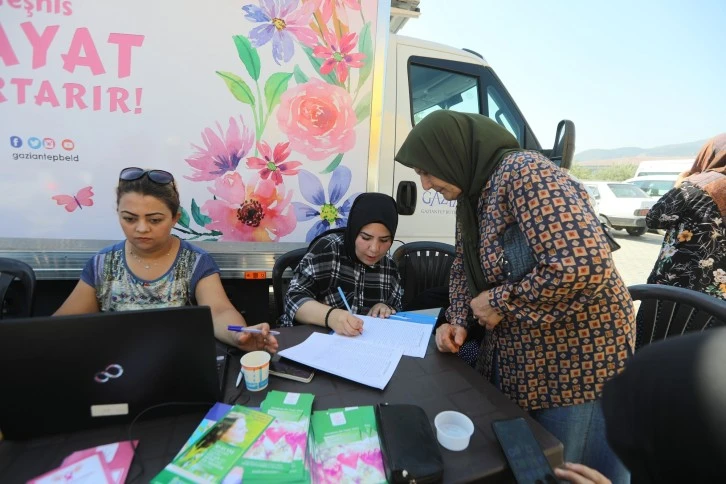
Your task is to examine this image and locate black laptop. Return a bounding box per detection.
[0,306,220,440]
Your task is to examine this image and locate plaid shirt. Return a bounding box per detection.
[281,232,403,327]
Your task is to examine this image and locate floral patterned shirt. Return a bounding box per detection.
[281,232,403,326]
[645,176,726,300]
[446,151,636,411]
[80,239,220,311]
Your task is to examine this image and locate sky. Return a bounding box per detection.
[399,0,726,153]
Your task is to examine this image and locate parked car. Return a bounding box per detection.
[625,175,678,199]
[583,181,656,236]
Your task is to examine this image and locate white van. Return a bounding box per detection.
[625,175,678,199]
[634,159,692,177]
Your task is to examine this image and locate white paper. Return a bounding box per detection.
[278,333,402,389]
[329,315,431,358]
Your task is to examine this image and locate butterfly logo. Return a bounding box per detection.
[52,186,94,212]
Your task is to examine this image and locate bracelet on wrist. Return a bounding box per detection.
[324,307,335,329]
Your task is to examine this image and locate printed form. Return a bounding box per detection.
[330,315,432,358]
[278,333,402,390]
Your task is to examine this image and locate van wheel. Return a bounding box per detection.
[626,227,647,236]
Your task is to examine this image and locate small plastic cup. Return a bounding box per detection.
[240,351,271,392]
[434,411,474,451]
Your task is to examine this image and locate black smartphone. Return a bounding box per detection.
[269,358,315,383]
[491,417,559,484]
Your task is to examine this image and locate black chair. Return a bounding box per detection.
[0,257,36,320]
[271,248,308,323]
[630,284,726,351]
[393,241,455,310]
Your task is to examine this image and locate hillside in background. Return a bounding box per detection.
[575,139,705,162]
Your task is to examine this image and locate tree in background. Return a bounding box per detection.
[569,163,637,181]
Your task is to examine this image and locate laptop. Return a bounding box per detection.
[0,306,220,440]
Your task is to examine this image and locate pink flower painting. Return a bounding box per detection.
[313,30,365,83]
[246,140,302,185]
[185,117,255,182]
[202,172,296,242]
[277,78,356,161]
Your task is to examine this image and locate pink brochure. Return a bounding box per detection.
[28,453,115,484]
[61,440,138,484]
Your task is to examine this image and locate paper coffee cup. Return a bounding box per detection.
[240,351,271,392]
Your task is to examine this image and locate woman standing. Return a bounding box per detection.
[644,134,726,309]
[395,110,634,482]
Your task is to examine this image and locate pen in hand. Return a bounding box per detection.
[337,287,353,313]
[337,287,363,335]
[227,325,280,335]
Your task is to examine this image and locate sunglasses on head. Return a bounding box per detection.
[119,167,175,185]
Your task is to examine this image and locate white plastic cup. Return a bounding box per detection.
[240,351,271,392]
[434,411,475,451]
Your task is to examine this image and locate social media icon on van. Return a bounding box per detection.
[9,136,22,148]
[28,137,42,149]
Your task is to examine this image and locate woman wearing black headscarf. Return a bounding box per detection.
[281,193,403,335]
[395,110,634,482]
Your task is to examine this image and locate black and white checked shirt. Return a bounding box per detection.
[280,232,403,327]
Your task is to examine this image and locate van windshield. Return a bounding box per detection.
[608,184,649,198]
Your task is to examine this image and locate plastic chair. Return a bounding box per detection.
[393,241,455,310]
[0,257,36,320]
[630,284,726,351]
[271,248,308,323]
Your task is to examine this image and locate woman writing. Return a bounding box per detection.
[281,193,403,335]
[395,110,634,482]
[54,167,278,353]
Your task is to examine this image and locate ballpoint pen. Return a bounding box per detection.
[337,287,353,312]
[227,325,281,335]
[235,371,242,388]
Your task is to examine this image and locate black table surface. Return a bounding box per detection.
[0,325,563,483]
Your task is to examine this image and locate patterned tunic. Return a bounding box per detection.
[281,232,403,326]
[446,151,635,411]
[645,177,726,300]
[80,239,219,311]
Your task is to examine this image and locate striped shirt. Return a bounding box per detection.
[281,232,403,326]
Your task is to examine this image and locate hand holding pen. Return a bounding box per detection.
[332,287,364,336]
[227,323,279,353]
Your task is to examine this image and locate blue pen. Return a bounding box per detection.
[337,287,353,312]
[227,325,280,335]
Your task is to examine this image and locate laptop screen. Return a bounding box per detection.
[0,306,220,440]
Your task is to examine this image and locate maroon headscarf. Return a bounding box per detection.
[686,133,726,216]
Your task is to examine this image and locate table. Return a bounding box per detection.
[0,324,562,483]
[224,325,563,483]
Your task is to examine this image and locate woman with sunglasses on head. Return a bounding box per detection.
[54,167,278,354]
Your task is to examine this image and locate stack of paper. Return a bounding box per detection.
[278,315,434,389]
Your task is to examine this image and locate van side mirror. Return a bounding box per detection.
[544,120,576,170]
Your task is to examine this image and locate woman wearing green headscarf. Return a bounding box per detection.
[396,110,634,483]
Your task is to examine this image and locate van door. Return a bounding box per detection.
[391,43,540,244]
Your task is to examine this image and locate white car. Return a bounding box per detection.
[625,175,678,199]
[583,181,656,236]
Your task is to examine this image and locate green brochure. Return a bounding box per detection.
[152,405,274,483]
[309,406,386,484]
[241,391,314,483]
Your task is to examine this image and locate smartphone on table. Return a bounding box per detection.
[269,357,315,383]
[491,417,559,484]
